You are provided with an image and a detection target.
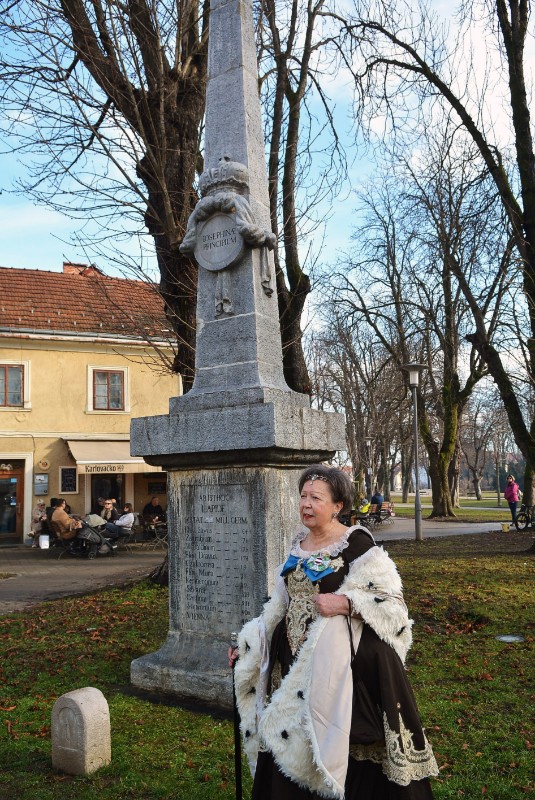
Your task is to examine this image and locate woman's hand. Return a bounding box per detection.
[314,593,350,618]
[228,646,239,668]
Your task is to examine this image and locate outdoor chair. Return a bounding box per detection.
[140,520,168,550]
[48,520,80,558]
[374,502,395,526]
[115,526,134,551]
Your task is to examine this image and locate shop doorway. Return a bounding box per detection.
[0,463,25,543]
[90,474,124,515]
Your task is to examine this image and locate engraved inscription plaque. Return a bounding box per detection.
[194,213,244,272]
[57,706,82,749]
[182,483,255,628]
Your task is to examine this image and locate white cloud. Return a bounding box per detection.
[0,202,71,237]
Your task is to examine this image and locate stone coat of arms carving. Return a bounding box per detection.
[180,155,276,316]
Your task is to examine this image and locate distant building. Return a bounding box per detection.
[0,263,180,544]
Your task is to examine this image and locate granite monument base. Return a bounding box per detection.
[130,630,235,706]
[131,463,306,708]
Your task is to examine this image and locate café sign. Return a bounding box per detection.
[84,464,125,474]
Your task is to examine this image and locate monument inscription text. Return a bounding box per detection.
[194,212,244,271]
[183,483,255,629]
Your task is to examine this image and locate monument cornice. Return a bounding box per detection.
[131,399,345,470]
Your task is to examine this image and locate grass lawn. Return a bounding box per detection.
[1,532,533,799]
[389,493,514,523]
[392,505,512,523]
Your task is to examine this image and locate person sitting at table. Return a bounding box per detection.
[51,498,83,540]
[92,496,106,515]
[45,498,59,521]
[104,503,135,541]
[30,500,47,547]
[142,496,166,522]
[100,499,119,523]
[370,487,384,507]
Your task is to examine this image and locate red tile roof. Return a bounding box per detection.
[0,266,173,341]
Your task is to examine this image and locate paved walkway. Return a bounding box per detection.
[0,518,508,615]
[0,544,166,615]
[369,516,506,541]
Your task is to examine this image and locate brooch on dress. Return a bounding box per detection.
[305,552,331,573]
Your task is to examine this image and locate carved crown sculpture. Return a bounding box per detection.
[198,155,249,197]
[180,154,275,304]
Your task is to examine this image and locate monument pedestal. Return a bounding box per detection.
[131,463,307,706]
[131,402,344,707]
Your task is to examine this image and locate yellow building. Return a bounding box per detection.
[0,263,180,544]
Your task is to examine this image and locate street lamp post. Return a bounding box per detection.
[364,436,372,500]
[401,363,427,542]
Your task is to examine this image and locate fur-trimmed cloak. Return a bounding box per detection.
[235,540,438,799]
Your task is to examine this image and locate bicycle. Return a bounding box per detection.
[514,504,534,531]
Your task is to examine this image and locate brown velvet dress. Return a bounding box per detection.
[251,529,435,800]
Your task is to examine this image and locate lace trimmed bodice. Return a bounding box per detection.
[290,525,366,559]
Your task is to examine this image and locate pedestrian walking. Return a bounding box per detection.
[504,475,521,525]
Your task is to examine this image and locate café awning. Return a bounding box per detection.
[66,440,163,475]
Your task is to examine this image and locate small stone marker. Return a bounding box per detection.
[51,687,111,775]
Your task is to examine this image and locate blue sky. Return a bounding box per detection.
[0,196,77,273]
[0,99,362,279]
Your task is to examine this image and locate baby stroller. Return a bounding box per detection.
[75,514,117,559]
[49,515,113,558]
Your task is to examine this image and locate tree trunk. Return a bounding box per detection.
[380,440,390,500]
[389,463,396,493]
[401,445,413,503]
[523,447,534,506]
[467,331,535,501]
[355,466,366,503]
[449,443,461,508]
[495,452,502,507]
[276,266,312,392]
[420,393,457,517]
[427,453,456,516]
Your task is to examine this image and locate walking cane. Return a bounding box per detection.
[230,631,243,800]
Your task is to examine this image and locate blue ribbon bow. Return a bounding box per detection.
[281,553,335,583]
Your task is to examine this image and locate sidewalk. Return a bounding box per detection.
[370,516,505,541]
[0,545,166,615]
[0,518,505,615]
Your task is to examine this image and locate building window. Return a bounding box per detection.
[87,366,129,413]
[93,370,124,410]
[0,364,24,407]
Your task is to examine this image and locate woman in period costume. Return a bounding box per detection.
[230,464,438,799]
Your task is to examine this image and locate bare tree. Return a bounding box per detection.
[490,417,517,506]
[339,0,535,501]
[0,0,349,395]
[461,389,505,500]
[1,0,209,388]
[309,317,406,503]
[327,124,503,516]
[258,0,347,392]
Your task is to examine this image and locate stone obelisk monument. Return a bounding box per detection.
[130,0,344,707]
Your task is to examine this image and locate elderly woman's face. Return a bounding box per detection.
[299,479,343,531]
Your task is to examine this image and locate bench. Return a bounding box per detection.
[353,501,395,528]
